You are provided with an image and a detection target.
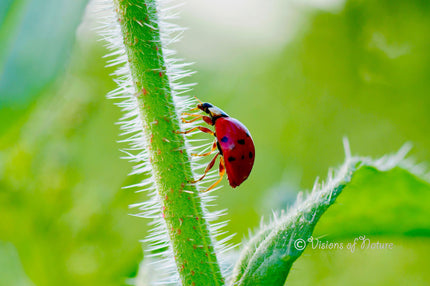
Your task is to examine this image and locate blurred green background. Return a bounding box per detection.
[1,0,429,285]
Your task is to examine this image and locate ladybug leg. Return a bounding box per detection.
[191,140,217,157]
[202,116,213,125]
[176,126,214,136]
[202,156,226,193]
[181,114,203,124]
[190,153,219,183]
[182,112,201,117]
[181,114,213,125]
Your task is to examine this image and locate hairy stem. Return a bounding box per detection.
[112,0,223,285]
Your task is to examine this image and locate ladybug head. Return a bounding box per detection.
[197,102,213,114]
[197,102,229,119]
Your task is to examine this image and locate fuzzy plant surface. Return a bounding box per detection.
[100,0,232,285]
[99,1,430,285]
[228,141,430,285]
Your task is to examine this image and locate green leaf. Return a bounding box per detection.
[314,163,430,238]
[229,144,430,285]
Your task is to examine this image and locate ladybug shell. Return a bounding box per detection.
[215,117,255,188]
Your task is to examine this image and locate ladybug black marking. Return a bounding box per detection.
[221,136,229,143]
[216,141,223,155]
[249,152,253,159]
[237,139,245,145]
[228,156,236,162]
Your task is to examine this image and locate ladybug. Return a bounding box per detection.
[179,100,255,192]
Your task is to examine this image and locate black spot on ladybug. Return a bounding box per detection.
[237,139,245,145]
[228,156,236,162]
[249,152,253,159]
[246,133,250,137]
[221,136,229,143]
[241,155,245,160]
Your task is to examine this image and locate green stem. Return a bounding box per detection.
[112,0,223,285]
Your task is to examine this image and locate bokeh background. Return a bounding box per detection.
[1,0,429,285]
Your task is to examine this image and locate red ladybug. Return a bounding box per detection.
[179,101,255,192]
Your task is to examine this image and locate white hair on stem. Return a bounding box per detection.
[96,0,234,284]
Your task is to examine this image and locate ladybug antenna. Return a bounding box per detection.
[194,96,203,104]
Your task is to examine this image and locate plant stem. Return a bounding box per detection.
[112,0,224,285]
